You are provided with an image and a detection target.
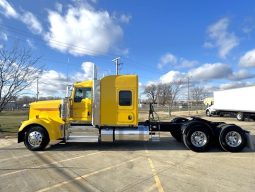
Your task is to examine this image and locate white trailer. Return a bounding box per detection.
[206,86,255,121]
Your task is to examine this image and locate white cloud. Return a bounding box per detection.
[28,61,95,97]
[0,0,18,18]
[45,5,123,56]
[158,53,177,69]
[179,58,198,68]
[74,62,94,81]
[55,2,63,12]
[188,63,232,81]
[26,39,35,49]
[159,71,185,84]
[37,70,68,96]
[242,17,255,34]
[158,53,198,69]
[239,49,255,68]
[119,14,132,24]
[0,32,8,41]
[158,61,255,85]
[205,18,239,58]
[0,1,43,35]
[219,81,253,90]
[21,12,43,34]
[228,69,255,81]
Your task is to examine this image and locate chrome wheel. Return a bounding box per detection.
[191,131,207,147]
[28,131,43,147]
[225,131,242,147]
[236,112,244,121]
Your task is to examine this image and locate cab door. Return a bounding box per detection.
[71,87,92,122]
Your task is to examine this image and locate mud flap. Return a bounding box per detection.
[246,133,254,150]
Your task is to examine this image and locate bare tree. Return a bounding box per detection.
[191,86,208,113]
[0,45,41,112]
[143,81,184,116]
[166,80,184,116]
[144,84,158,103]
[157,83,170,106]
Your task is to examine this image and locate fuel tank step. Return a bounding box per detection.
[68,125,99,136]
[66,135,98,143]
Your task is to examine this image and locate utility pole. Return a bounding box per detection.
[36,77,39,102]
[112,57,121,75]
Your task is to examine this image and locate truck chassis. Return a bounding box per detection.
[19,103,252,152]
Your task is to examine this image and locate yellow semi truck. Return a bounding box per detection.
[18,66,252,152]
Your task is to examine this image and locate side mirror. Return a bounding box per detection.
[74,97,82,102]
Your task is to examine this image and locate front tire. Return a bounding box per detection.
[24,126,49,151]
[219,125,247,152]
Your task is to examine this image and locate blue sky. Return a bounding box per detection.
[1,0,255,96]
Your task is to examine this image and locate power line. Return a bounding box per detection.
[0,23,115,58]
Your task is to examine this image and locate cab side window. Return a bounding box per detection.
[74,87,92,102]
[119,91,132,106]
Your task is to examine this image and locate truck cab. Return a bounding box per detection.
[18,74,139,150]
[69,81,93,123]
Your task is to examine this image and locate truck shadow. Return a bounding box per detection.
[47,136,255,153]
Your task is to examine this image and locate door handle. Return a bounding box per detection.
[128,115,132,120]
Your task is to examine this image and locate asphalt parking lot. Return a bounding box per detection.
[0,116,255,192]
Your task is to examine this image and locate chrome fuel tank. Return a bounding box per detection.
[101,125,149,142]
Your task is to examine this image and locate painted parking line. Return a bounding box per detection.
[36,157,142,192]
[0,152,46,163]
[147,158,164,192]
[144,148,164,192]
[0,151,102,178]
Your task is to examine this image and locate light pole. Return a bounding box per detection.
[112,57,121,75]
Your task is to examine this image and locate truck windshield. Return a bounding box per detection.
[74,87,92,101]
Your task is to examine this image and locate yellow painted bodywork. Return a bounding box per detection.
[18,75,138,142]
[69,81,93,123]
[100,75,138,126]
[18,100,64,141]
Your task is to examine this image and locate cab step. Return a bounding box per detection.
[150,132,160,142]
[66,135,98,143]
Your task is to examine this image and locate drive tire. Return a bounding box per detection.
[183,123,211,152]
[236,112,244,121]
[170,117,188,142]
[219,125,247,152]
[206,110,211,117]
[24,126,49,151]
[170,130,182,142]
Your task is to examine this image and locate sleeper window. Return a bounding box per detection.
[119,91,132,106]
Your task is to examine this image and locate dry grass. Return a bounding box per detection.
[0,111,28,138]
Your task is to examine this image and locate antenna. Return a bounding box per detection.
[112,57,121,75]
[93,64,98,80]
[36,76,39,101]
[67,57,70,84]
